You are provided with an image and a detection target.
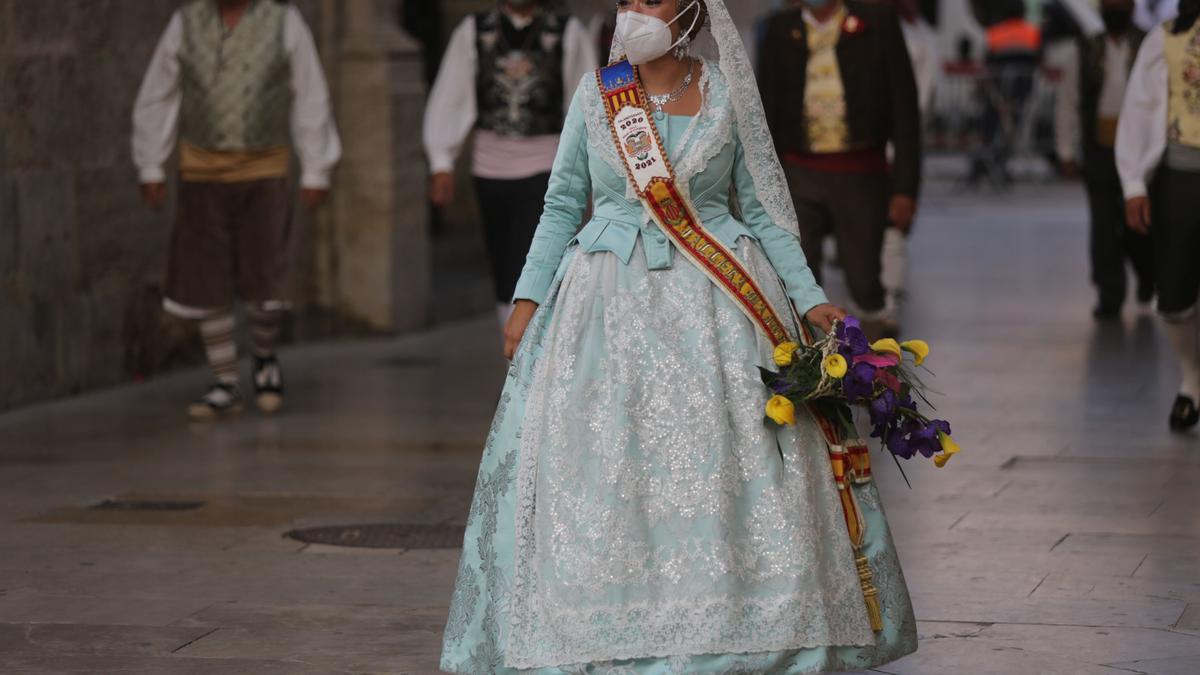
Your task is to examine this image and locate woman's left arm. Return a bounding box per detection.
[731,137,833,322]
[510,76,593,305]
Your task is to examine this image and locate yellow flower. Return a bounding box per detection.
[773,341,801,367]
[933,432,961,468]
[870,338,903,359]
[765,395,797,426]
[823,353,848,378]
[901,339,930,366]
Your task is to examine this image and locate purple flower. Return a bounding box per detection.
[842,362,876,402]
[835,317,870,359]
[870,422,888,440]
[885,421,918,459]
[910,420,951,458]
[845,328,870,357]
[869,388,898,428]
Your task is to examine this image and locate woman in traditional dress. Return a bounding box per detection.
[441,0,917,672]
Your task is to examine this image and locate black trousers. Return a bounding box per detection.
[474,172,551,303]
[1084,147,1154,308]
[785,164,889,313]
[1152,166,1200,314]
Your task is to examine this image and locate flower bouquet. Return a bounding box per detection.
[760,317,960,469]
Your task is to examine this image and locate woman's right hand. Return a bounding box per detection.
[504,300,539,360]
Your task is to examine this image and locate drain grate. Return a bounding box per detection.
[92,499,205,512]
[284,523,465,549]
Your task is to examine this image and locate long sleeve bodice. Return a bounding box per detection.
[513,67,829,317]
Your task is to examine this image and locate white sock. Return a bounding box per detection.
[881,227,908,296]
[1162,307,1200,401]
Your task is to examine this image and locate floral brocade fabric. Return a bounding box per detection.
[503,239,873,668]
[439,239,918,673]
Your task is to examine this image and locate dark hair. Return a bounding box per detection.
[1175,0,1200,34]
[679,0,709,43]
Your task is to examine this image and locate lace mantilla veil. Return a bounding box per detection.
[609,0,802,239]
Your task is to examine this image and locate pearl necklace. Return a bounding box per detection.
[647,60,695,113]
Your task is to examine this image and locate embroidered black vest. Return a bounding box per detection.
[474,10,567,137]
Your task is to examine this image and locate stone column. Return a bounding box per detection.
[323,0,431,333]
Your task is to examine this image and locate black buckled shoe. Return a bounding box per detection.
[1169,395,1199,432]
[253,355,284,414]
[187,383,243,421]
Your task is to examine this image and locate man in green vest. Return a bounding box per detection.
[1117,0,1200,431]
[133,0,341,420]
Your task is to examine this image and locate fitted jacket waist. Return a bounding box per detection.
[574,201,759,270]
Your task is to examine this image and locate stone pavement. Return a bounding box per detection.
[0,177,1198,674]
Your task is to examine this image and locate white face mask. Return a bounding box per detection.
[615,1,700,65]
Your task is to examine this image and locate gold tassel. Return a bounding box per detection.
[856,553,884,632]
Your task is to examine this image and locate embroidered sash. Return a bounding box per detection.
[597,60,792,347]
[800,321,884,632]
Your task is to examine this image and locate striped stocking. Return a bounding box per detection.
[199,313,238,386]
[245,305,283,358]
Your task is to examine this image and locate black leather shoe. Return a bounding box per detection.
[1092,303,1122,320]
[253,355,285,414]
[1169,395,1199,432]
[187,383,243,421]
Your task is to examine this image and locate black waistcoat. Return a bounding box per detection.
[475,10,567,137]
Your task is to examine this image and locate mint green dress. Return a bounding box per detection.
[440,64,917,674]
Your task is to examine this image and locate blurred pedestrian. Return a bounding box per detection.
[882,0,939,310]
[759,0,921,338]
[894,0,938,115]
[423,0,598,331]
[132,0,341,420]
[1117,0,1200,431]
[969,0,1041,187]
[1056,0,1155,319]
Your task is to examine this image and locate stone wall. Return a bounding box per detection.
[0,0,429,410]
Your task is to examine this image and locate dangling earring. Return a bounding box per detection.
[673,36,691,60]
